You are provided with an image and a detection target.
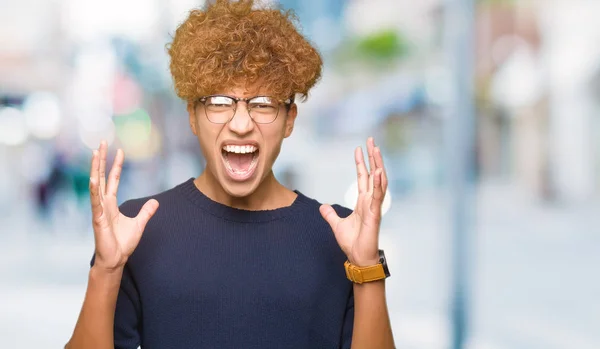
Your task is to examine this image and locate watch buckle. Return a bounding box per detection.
[350,266,364,284]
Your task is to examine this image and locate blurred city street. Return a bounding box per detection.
[2,0,600,348]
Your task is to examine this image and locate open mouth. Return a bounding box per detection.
[221,144,259,181]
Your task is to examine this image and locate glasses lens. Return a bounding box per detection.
[205,96,234,123]
[248,96,279,123]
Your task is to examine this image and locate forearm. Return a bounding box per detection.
[351,280,395,349]
[66,266,122,349]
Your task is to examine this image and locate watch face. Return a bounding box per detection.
[378,250,391,278]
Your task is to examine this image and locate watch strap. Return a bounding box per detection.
[344,260,387,284]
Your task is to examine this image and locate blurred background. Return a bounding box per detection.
[1,0,599,348]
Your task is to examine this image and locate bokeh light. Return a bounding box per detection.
[112,74,142,115]
[122,123,162,160]
[0,107,29,146]
[79,116,116,149]
[114,108,160,160]
[115,108,151,145]
[23,92,63,140]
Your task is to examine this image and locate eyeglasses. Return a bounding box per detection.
[197,95,293,124]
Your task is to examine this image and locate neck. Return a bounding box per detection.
[194,170,297,211]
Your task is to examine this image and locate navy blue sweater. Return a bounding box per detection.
[94,178,355,349]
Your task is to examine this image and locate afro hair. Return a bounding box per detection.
[167,0,323,102]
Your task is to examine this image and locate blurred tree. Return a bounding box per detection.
[356,29,408,61]
[333,29,411,71]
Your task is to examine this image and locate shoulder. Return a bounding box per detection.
[294,190,353,220]
[331,204,353,219]
[119,180,198,265]
[292,191,351,262]
[118,180,191,219]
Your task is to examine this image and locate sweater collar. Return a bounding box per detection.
[177,178,310,223]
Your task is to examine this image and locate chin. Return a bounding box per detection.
[221,178,259,198]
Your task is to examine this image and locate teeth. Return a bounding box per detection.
[222,144,257,154]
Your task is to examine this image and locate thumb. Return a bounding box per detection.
[319,204,341,232]
[135,199,159,232]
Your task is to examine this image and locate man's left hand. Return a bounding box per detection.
[320,137,388,267]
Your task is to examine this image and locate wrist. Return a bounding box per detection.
[93,251,128,273]
[90,264,124,283]
[345,250,390,284]
[348,255,380,267]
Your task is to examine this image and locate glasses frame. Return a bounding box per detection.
[197,94,294,125]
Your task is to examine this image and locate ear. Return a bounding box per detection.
[187,101,198,136]
[284,103,297,138]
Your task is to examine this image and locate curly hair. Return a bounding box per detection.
[167,0,323,102]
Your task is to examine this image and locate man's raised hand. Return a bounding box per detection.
[319,137,388,266]
[89,141,159,271]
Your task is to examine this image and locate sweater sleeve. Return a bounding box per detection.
[332,204,355,349]
[339,287,355,349]
[113,264,143,349]
[113,199,144,349]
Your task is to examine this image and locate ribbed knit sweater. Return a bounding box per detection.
[94,178,355,349]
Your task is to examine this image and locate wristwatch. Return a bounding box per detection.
[344,250,391,284]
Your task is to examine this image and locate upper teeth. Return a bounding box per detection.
[223,145,258,154]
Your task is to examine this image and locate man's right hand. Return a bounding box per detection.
[89,141,159,272]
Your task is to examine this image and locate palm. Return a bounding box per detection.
[94,205,143,268]
[90,141,159,271]
[320,138,388,266]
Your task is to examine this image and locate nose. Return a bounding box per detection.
[227,103,255,136]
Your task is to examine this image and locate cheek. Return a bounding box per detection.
[260,126,287,161]
[194,125,222,163]
[263,121,288,141]
[198,138,213,163]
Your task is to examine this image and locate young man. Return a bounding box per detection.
[66,1,395,348]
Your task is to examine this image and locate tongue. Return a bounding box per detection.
[227,152,254,172]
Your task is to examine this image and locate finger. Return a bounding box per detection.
[106,148,124,197]
[355,147,369,193]
[373,146,388,194]
[89,150,105,228]
[370,168,384,216]
[367,137,376,174]
[134,199,160,234]
[99,141,107,197]
[368,164,375,193]
[319,204,342,233]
